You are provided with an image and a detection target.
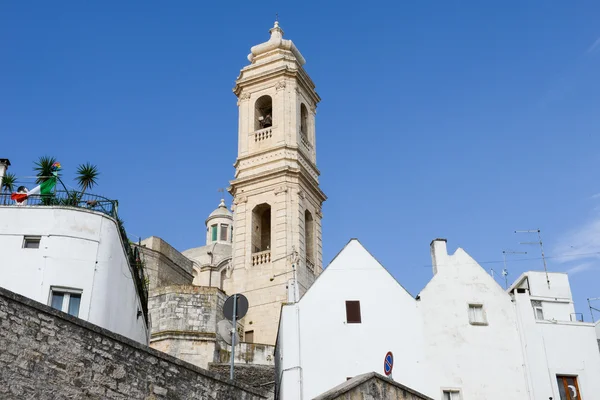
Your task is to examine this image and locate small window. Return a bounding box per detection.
[23,236,41,249]
[442,390,461,400]
[220,224,228,241]
[556,375,581,400]
[345,301,361,324]
[468,304,487,325]
[245,330,254,343]
[50,288,82,317]
[517,288,527,293]
[211,225,218,241]
[534,307,544,320]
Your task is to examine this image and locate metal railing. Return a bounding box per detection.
[0,191,117,218]
[570,313,584,322]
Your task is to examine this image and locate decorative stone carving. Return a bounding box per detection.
[298,190,305,200]
[274,186,288,195]
[234,195,248,205]
[276,81,287,91]
[236,92,251,106]
[316,207,323,219]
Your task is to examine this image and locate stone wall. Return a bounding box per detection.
[209,363,275,398]
[312,372,433,400]
[148,285,241,369]
[138,236,194,290]
[0,286,265,399]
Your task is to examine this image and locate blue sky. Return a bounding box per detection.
[2,2,600,316]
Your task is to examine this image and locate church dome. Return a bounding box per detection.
[206,199,232,224]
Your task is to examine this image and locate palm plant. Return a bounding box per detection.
[1,172,16,205]
[34,156,58,183]
[75,162,99,197]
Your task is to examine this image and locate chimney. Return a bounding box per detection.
[430,238,448,276]
[0,159,10,193]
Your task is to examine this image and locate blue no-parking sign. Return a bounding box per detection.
[384,351,393,376]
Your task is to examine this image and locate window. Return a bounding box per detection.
[220,268,227,290]
[304,210,314,268]
[50,288,82,317]
[300,103,308,136]
[211,225,218,242]
[255,95,273,130]
[345,301,361,324]
[556,375,581,400]
[251,203,271,253]
[468,304,487,325]
[220,224,228,241]
[23,236,41,249]
[531,300,544,320]
[442,390,461,400]
[245,330,254,343]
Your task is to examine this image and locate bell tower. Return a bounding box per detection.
[226,22,326,345]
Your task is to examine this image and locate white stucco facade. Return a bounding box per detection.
[510,271,600,400]
[276,239,429,400]
[0,206,149,344]
[276,238,600,400]
[418,239,529,399]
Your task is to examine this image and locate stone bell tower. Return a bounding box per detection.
[225,22,326,345]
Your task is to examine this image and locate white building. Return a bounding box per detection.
[418,239,529,399]
[509,271,600,400]
[276,239,430,400]
[0,171,149,344]
[276,238,600,400]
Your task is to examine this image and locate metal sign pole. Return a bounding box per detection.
[230,294,237,380]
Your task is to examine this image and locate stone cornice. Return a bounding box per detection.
[233,144,321,177]
[228,165,326,203]
[234,63,320,105]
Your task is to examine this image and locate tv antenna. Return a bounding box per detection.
[587,297,600,323]
[515,229,550,288]
[501,250,527,289]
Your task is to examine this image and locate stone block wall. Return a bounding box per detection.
[0,286,265,400]
[209,363,275,398]
[312,372,433,400]
[137,236,194,290]
[148,285,243,369]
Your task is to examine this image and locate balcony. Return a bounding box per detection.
[252,250,271,266]
[0,191,117,218]
[253,127,272,143]
[300,133,312,150]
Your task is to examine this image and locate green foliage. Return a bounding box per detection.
[1,172,16,193]
[75,162,99,194]
[34,156,59,184]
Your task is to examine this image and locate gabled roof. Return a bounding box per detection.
[300,238,416,302]
[312,372,433,400]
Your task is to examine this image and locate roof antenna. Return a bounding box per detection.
[515,229,550,288]
[502,250,527,289]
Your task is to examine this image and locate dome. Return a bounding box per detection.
[205,199,233,225]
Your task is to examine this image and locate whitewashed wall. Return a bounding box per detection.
[0,206,148,344]
[276,239,430,400]
[513,273,600,400]
[418,240,529,399]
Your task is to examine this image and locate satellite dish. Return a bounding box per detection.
[217,319,239,345]
[223,294,249,321]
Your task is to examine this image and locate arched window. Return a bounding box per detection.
[300,103,308,136]
[220,268,227,290]
[255,95,273,130]
[252,203,271,253]
[192,267,200,285]
[305,210,314,266]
